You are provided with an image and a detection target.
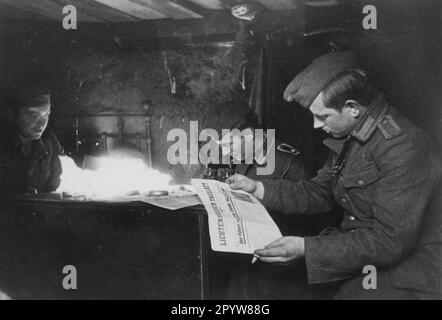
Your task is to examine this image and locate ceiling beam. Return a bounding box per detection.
[165,1,204,18]
[92,0,167,20]
[0,13,240,47]
[185,0,225,10]
[170,0,216,17]
[112,13,239,39]
[216,0,239,8]
[0,0,61,20]
[0,3,51,22]
[50,0,140,22]
[131,0,202,19]
[0,0,101,22]
[257,0,299,11]
[0,2,51,20]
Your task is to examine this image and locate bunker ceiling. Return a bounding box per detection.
[0,0,298,22]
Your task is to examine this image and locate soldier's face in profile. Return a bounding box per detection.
[309,93,360,139]
[16,102,51,141]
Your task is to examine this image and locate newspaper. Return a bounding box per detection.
[89,185,202,210]
[192,179,282,254]
[140,194,202,210]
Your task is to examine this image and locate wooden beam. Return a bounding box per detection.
[111,13,239,39]
[92,0,167,20]
[0,11,240,48]
[256,0,299,11]
[0,0,101,22]
[170,0,215,17]
[0,0,62,20]
[185,0,225,10]
[131,0,202,19]
[50,0,140,22]
[167,1,204,18]
[216,0,239,8]
[0,2,50,20]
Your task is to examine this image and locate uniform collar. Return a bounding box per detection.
[351,93,389,143]
[323,137,346,155]
[323,93,389,154]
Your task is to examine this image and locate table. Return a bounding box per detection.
[0,195,210,299]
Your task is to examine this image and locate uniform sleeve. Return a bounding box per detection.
[304,134,439,284]
[282,156,314,182]
[45,132,64,192]
[261,154,335,215]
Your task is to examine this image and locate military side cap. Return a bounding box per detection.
[284,51,359,108]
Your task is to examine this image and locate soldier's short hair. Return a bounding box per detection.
[321,68,377,111]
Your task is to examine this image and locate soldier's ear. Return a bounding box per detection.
[343,100,360,118]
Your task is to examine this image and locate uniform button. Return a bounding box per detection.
[358,179,364,186]
[341,198,347,204]
[349,215,356,221]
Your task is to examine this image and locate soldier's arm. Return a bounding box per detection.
[304,134,439,284]
[260,154,335,215]
[281,155,314,181]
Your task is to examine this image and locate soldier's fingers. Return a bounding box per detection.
[229,180,243,190]
[229,179,251,191]
[258,256,288,264]
[263,237,286,249]
[225,177,235,185]
[255,246,287,257]
[225,174,243,185]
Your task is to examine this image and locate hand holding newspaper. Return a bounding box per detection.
[192,179,282,254]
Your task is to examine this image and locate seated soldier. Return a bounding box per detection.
[226,51,442,300]
[218,113,313,182]
[0,81,63,195]
[219,116,341,237]
[226,126,312,182]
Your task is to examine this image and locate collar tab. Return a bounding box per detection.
[351,93,389,143]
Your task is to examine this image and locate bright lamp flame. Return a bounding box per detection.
[57,155,172,199]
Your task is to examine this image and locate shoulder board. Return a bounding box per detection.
[276,143,300,156]
[378,115,402,140]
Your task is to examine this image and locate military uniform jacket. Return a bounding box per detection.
[261,94,442,296]
[235,146,313,182]
[0,122,63,195]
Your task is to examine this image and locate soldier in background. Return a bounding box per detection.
[0,80,63,195]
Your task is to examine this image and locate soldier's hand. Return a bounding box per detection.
[254,237,305,265]
[225,174,264,199]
